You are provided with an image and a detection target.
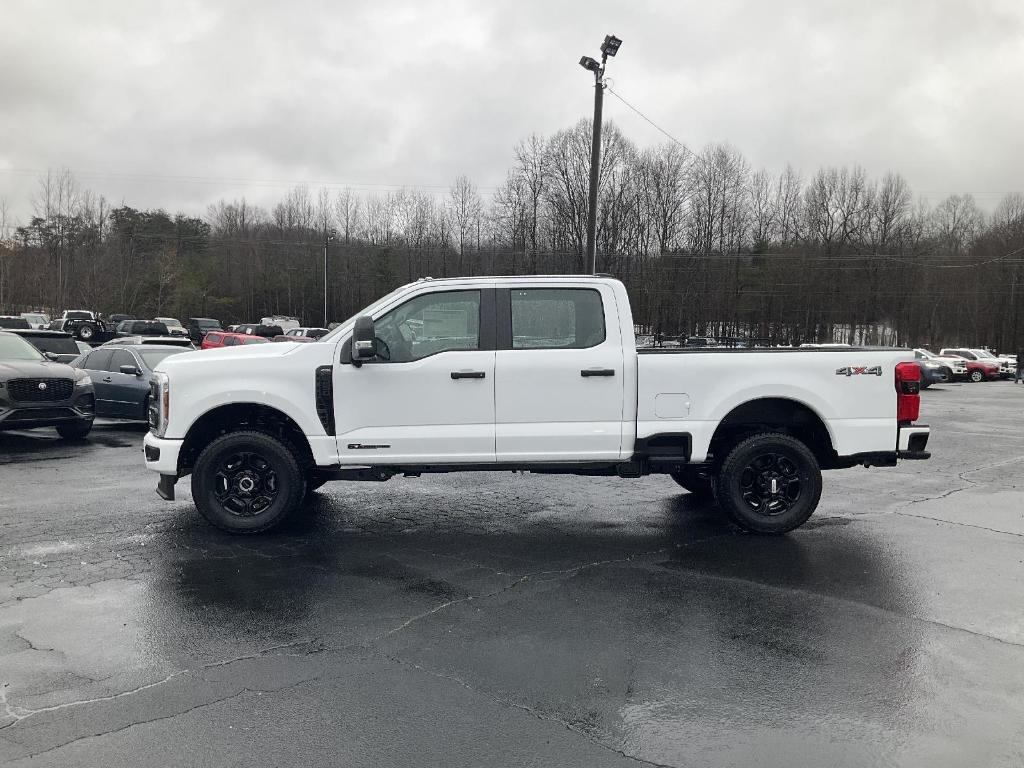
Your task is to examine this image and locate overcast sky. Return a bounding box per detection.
[2,0,1022,226]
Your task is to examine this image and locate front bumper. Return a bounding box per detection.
[0,393,95,430]
[144,431,183,501]
[897,424,931,459]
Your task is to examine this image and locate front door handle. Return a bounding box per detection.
[451,370,486,379]
[102,377,112,382]
[581,368,615,377]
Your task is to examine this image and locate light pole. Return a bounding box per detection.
[323,232,334,326]
[579,34,622,275]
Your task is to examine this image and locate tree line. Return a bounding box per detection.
[1,120,1023,350]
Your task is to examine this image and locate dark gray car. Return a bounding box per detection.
[0,331,95,438]
[70,344,189,420]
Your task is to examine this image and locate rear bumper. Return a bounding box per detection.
[897,424,930,459]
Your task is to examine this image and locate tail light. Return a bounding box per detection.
[895,362,921,423]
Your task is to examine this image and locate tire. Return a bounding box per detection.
[56,420,93,440]
[191,430,305,534]
[715,432,822,534]
[969,370,983,383]
[76,324,95,341]
[668,466,715,499]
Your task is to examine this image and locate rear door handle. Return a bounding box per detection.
[581,368,615,377]
[451,370,486,379]
[102,377,112,382]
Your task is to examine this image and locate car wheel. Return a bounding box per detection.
[970,370,983,383]
[668,466,715,499]
[56,420,93,440]
[715,432,822,534]
[191,430,305,534]
[76,324,95,341]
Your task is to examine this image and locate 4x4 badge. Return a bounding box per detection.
[835,366,883,376]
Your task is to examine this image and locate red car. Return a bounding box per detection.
[201,331,270,350]
[948,356,999,382]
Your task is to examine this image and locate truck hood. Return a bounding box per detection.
[155,341,301,372]
[0,360,77,379]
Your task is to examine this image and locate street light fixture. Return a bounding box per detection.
[578,33,622,275]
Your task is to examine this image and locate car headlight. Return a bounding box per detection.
[75,372,92,387]
[150,372,170,437]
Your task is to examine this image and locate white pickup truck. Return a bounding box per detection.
[143,276,930,534]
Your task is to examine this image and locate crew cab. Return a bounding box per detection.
[143,276,930,535]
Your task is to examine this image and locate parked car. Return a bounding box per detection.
[154,317,190,338]
[19,312,51,329]
[116,320,172,338]
[272,334,315,343]
[260,316,300,332]
[285,327,329,339]
[106,314,134,326]
[939,348,1004,381]
[914,349,967,380]
[235,323,284,338]
[200,331,270,350]
[0,331,95,438]
[0,316,31,329]
[144,275,930,535]
[70,343,190,421]
[103,335,196,349]
[49,310,115,343]
[184,317,222,344]
[6,329,83,363]
[913,359,950,388]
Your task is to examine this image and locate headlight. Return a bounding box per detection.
[150,372,169,437]
[75,373,92,387]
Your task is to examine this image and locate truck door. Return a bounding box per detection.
[494,285,625,461]
[333,287,496,464]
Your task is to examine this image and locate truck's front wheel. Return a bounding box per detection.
[191,430,305,534]
[715,433,822,534]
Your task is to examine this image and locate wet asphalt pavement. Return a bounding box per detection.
[0,382,1023,767]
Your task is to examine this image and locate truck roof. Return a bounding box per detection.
[413,274,620,285]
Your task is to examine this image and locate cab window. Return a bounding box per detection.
[510,289,605,349]
[373,290,480,363]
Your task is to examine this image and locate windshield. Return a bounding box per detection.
[321,283,413,342]
[0,333,45,361]
[23,335,79,354]
[138,348,187,368]
[971,349,995,359]
[156,317,183,328]
[195,319,220,329]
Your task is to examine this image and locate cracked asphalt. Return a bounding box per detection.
[1,381,1023,767]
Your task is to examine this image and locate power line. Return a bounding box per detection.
[605,85,692,155]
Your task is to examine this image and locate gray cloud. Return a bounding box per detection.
[1,0,1022,224]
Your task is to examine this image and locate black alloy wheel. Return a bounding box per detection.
[192,430,305,533]
[214,450,280,517]
[737,452,802,516]
[715,432,822,534]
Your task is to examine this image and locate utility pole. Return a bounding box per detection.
[579,34,621,275]
[323,231,333,326]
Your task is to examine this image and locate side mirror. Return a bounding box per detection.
[120,364,142,376]
[352,316,377,362]
[44,352,59,362]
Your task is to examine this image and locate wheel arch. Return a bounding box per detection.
[709,397,837,468]
[178,402,313,476]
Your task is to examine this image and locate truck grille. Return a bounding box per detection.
[7,378,74,402]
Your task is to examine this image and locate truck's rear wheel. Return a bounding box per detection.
[191,430,304,534]
[715,432,821,534]
[669,466,715,499]
[76,324,94,341]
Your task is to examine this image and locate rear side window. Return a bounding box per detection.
[84,349,113,370]
[223,336,240,346]
[510,289,605,349]
[206,333,222,344]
